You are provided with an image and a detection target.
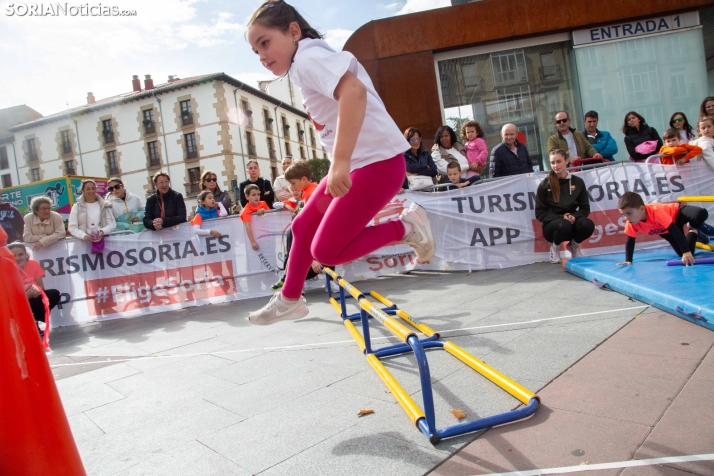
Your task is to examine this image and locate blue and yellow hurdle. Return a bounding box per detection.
[324,267,540,444]
[678,196,714,251]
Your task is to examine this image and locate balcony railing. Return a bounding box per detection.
[27,150,38,163]
[283,126,290,138]
[248,144,257,156]
[103,132,114,145]
[187,182,200,195]
[65,161,76,175]
[148,155,161,168]
[144,122,156,134]
[108,166,120,176]
[62,144,72,155]
[539,65,562,82]
[182,114,193,126]
[186,149,198,160]
[298,131,304,143]
[243,110,253,127]
[269,149,276,160]
[265,121,273,133]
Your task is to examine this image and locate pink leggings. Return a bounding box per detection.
[282,154,406,299]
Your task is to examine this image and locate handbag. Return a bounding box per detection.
[634,140,658,155]
[407,175,434,190]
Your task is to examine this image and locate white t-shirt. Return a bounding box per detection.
[432,147,469,178]
[289,39,409,171]
[273,175,291,201]
[85,201,102,233]
[562,131,578,158]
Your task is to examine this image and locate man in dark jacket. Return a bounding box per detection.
[0,196,24,243]
[489,124,534,178]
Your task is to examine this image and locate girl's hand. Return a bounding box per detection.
[97,230,104,240]
[676,159,686,165]
[563,213,576,224]
[469,162,480,171]
[326,162,352,197]
[251,241,259,250]
[210,230,221,238]
[616,261,632,266]
[33,242,43,252]
[311,260,323,274]
[682,252,695,266]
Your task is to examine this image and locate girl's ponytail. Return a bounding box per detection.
[248,0,323,40]
[548,170,561,204]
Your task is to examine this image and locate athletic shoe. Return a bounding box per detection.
[697,222,714,237]
[697,232,710,245]
[325,280,340,293]
[270,279,284,291]
[566,240,583,258]
[248,293,309,326]
[400,203,435,262]
[550,242,561,263]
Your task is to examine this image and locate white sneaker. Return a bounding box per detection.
[325,280,340,293]
[248,292,309,326]
[400,203,435,262]
[566,240,583,258]
[550,242,561,263]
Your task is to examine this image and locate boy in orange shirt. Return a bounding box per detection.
[659,128,702,165]
[240,184,271,250]
[617,192,709,266]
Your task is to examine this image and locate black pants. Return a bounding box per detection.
[543,217,595,245]
[28,288,60,322]
[660,205,708,256]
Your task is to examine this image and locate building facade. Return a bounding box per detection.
[4,73,325,211]
[344,1,714,169]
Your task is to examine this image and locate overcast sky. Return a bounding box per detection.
[0,0,449,116]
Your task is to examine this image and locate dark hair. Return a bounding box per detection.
[618,191,645,210]
[247,1,322,40]
[669,112,695,140]
[446,162,461,171]
[8,241,26,252]
[622,111,646,134]
[584,110,599,120]
[197,190,214,203]
[200,169,222,193]
[80,179,96,191]
[152,171,170,184]
[107,177,123,185]
[434,126,459,149]
[284,160,311,181]
[700,97,714,118]
[460,120,484,141]
[246,159,259,168]
[404,126,421,141]
[547,149,568,203]
[662,128,680,141]
[244,184,260,196]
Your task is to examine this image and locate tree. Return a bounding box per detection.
[307,158,330,183]
[447,116,468,132]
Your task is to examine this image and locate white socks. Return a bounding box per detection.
[402,219,414,238]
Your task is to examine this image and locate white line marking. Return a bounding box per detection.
[483,453,714,475]
[49,306,646,368]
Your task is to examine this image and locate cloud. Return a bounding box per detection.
[396,0,450,15]
[382,2,400,10]
[323,29,354,51]
[232,71,274,89]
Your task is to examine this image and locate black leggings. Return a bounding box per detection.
[659,205,709,256]
[543,217,595,245]
[28,288,61,322]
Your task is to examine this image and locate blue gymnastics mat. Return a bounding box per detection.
[565,248,714,331]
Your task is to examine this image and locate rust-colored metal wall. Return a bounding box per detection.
[344,0,712,147]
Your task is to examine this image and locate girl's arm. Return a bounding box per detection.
[327,71,366,197]
[217,203,228,217]
[192,223,211,236]
[474,138,488,166]
[682,144,703,162]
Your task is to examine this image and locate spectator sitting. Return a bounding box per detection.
[105,177,145,231]
[9,242,61,336]
[489,123,534,178]
[0,193,24,244]
[623,111,662,162]
[583,110,618,161]
[403,127,437,190]
[143,171,187,231]
[273,155,294,201]
[23,196,66,251]
[240,184,270,250]
[431,125,469,178]
[700,96,714,118]
[68,179,116,241]
[239,160,275,209]
[190,190,226,238]
[201,169,233,215]
[669,112,697,143]
[691,116,714,171]
[460,120,488,177]
[444,162,479,191]
[547,111,603,161]
[535,149,595,263]
[659,129,702,165]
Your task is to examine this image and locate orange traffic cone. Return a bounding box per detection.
[0,228,86,475]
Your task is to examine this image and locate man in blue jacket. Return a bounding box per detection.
[489,123,534,178]
[584,110,618,161]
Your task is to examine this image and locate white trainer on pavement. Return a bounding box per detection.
[248,292,309,326]
[550,242,562,263]
[400,203,435,262]
[325,280,340,293]
[566,240,583,258]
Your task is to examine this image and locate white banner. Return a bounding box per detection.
[31,163,714,327]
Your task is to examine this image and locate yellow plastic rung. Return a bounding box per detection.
[366,354,424,425]
[396,310,438,337]
[696,242,713,251]
[329,297,342,315]
[369,291,394,308]
[444,341,538,405]
[678,196,714,202]
[344,320,366,352]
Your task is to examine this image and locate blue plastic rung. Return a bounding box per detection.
[372,335,440,358]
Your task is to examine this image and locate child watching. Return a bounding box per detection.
[659,128,702,165]
[461,120,487,178]
[445,162,479,190]
[190,190,226,238]
[690,116,714,171]
[240,184,270,250]
[617,191,709,266]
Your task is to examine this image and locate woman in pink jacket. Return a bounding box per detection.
[460,120,488,178]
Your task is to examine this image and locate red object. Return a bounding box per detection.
[516,131,527,144]
[0,228,86,476]
[131,74,141,92]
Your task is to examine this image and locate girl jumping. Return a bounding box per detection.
[246,0,435,325]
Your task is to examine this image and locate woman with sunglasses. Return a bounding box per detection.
[200,170,233,215]
[622,111,663,162]
[105,177,145,231]
[669,112,697,143]
[402,127,437,190]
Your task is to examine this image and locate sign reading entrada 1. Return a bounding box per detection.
[572,11,700,46]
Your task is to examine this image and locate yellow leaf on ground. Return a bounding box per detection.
[357,408,374,417]
[450,409,466,420]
